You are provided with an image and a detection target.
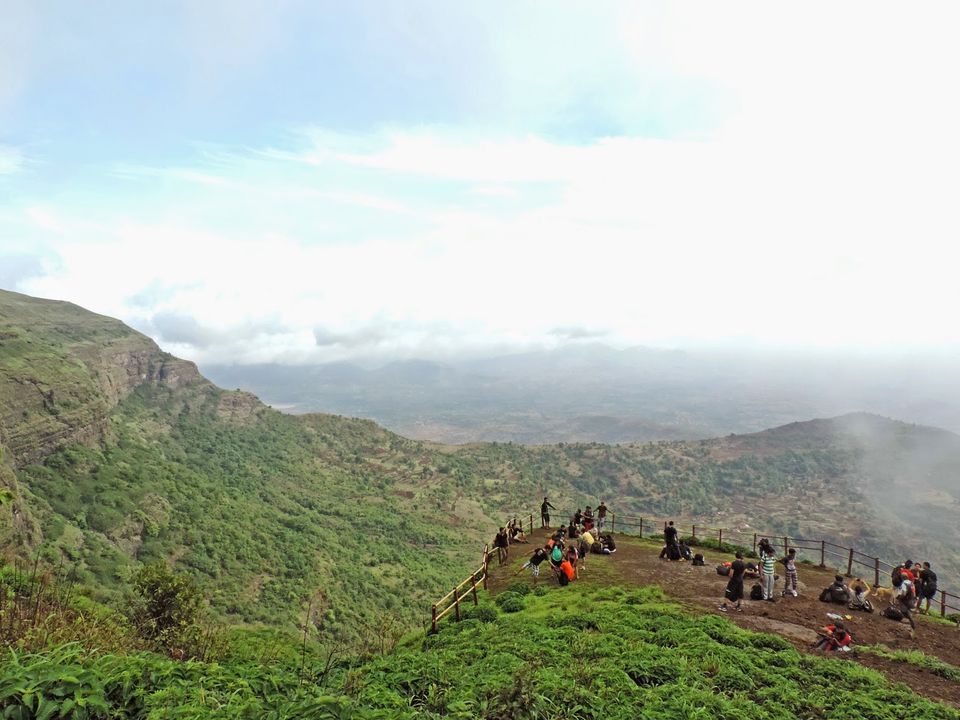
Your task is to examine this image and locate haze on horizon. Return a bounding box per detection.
[2,1,960,369]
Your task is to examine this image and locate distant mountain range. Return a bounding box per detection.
[205,345,960,444]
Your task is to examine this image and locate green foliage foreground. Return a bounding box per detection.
[2,584,956,720]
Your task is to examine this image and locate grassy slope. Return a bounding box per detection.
[3,584,957,719]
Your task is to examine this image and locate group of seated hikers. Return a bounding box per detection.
[515,510,617,586]
[816,559,939,632]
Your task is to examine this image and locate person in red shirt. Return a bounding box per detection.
[558,559,576,584]
[813,622,851,651]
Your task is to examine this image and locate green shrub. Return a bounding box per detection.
[495,592,525,613]
[463,604,498,623]
[503,582,532,596]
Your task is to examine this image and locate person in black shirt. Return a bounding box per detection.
[659,521,680,559]
[541,497,555,527]
[573,508,583,526]
[516,547,549,580]
[720,552,746,611]
[918,562,938,613]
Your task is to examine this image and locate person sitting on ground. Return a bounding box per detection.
[780,548,799,597]
[602,532,617,553]
[493,527,510,565]
[517,546,549,581]
[813,621,852,652]
[678,539,693,562]
[917,561,938,613]
[567,521,580,540]
[720,551,747,612]
[894,576,917,630]
[849,579,873,612]
[509,521,528,544]
[819,575,852,605]
[596,501,608,531]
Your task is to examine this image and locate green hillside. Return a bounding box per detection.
[2,288,959,642]
[3,583,957,719]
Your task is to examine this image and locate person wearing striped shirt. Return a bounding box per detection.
[758,538,777,601]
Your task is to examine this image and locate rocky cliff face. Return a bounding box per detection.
[0,289,204,468]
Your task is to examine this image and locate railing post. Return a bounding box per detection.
[820,540,825,568]
[612,512,616,532]
[639,517,643,538]
[752,533,757,555]
[783,536,789,554]
[529,514,533,531]
[846,548,854,578]
[453,587,461,622]
[431,604,438,633]
[718,528,723,547]
[471,573,479,605]
[874,558,880,588]
[482,544,489,590]
[941,590,946,618]
[692,525,696,540]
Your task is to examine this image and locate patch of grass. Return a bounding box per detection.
[859,644,960,682]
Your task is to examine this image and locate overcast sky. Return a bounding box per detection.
[2,1,960,365]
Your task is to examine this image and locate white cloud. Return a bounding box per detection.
[9,2,960,362]
[0,146,24,175]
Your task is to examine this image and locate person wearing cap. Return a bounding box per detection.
[813,622,851,651]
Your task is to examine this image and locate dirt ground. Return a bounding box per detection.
[489,529,960,708]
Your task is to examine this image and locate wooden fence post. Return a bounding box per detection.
[874,558,880,588]
[941,590,946,618]
[718,528,723,547]
[612,512,616,532]
[453,587,461,622]
[431,605,438,633]
[639,518,644,538]
[692,525,697,540]
[752,533,757,555]
[783,536,789,554]
[482,544,489,590]
[820,541,826,568]
[529,514,534,531]
[846,548,854,578]
[471,573,479,605]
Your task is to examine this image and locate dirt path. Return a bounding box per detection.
[491,530,960,707]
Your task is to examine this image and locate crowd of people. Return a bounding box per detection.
[514,498,617,586]
[502,507,946,649]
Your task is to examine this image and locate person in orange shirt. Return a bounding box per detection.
[558,558,576,585]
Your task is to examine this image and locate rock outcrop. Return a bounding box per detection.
[0,289,204,468]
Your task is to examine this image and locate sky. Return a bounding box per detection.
[2,1,960,365]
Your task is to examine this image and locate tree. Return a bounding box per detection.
[127,562,204,651]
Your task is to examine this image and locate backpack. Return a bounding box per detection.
[891,567,904,586]
[693,554,705,566]
[819,588,832,603]
[882,606,903,621]
[750,584,764,601]
[849,597,873,613]
[716,564,731,576]
[667,544,681,561]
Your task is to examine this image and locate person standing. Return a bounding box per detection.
[758,538,777,601]
[596,501,608,531]
[894,576,917,631]
[541,497,555,528]
[494,527,510,565]
[780,548,799,597]
[918,562,938,613]
[720,552,746,612]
